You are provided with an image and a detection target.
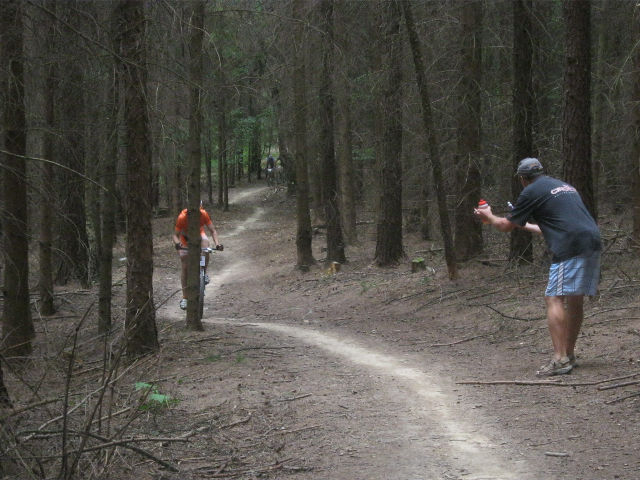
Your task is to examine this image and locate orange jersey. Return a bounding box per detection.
[175,208,212,246]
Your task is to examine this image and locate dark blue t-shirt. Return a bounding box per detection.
[507,175,601,262]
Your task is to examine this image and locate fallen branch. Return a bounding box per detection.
[179,425,212,439]
[219,415,251,430]
[594,371,640,386]
[276,425,321,435]
[484,305,542,322]
[1,397,60,420]
[457,380,580,387]
[544,451,570,457]
[588,316,640,327]
[19,408,132,437]
[597,380,640,391]
[428,331,497,347]
[22,356,144,441]
[9,431,184,472]
[189,335,222,343]
[384,288,437,305]
[76,435,188,452]
[205,458,294,478]
[415,288,476,311]
[278,393,312,402]
[231,345,295,353]
[605,392,640,405]
[459,371,640,388]
[584,306,638,319]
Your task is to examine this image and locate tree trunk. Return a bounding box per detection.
[98,60,119,334]
[419,158,431,240]
[336,91,357,245]
[402,0,457,279]
[510,0,534,263]
[319,0,346,265]
[52,3,90,288]
[0,362,10,408]
[293,0,315,269]
[205,140,213,205]
[218,93,230,211]
[273,85,295,195]
[36,6,56,317]
[632,4,640,244]
[218,128,224,205]
[186,0,205,331]
[1,0,35,357]
[375,0,404,267]
[454,0,483,261]
[592,0,610,204]
[39,71,56,316]
[223,141,229,211]
[562,0,595,218]
[334,2,357,245]
[248,95,261,183]
[115,0,159,354]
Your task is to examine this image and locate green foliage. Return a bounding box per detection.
[235,353,246,363]
[134,382,179,411]
[354,146,375,166]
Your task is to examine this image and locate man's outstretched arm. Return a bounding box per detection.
[474,205,541,234]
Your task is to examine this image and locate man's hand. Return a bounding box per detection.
[473,204,493,223]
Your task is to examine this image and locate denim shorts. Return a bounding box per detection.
[545,250,601,297]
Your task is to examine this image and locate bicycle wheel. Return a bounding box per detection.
[198,271,205,320]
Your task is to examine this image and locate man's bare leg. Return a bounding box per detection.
[565,295,584,357]
[545,295,569,359]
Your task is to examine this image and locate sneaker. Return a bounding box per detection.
[536,357,573,377]
[204,274,210,285]
[179,298,187,310]
[568,353,578,368]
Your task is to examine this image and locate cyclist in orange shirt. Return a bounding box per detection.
[172,202,222,310]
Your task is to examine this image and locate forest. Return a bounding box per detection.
[1,1,640,478]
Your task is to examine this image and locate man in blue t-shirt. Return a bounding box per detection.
[474,158,601,376]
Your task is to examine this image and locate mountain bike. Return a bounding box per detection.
[266,167,275,187]
[197,245,223,320]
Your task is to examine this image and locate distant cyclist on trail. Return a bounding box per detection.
[474,158,601,377]
[266,154,275,169]
[173,201,222,310]
[265,155,276,185]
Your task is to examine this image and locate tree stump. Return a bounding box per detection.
[411,258,426,273]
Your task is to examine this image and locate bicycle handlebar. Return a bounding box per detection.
[176,244,223,252]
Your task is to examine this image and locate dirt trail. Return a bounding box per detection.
[203,317,531,479]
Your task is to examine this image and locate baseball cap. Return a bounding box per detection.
[516,157,543,176]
